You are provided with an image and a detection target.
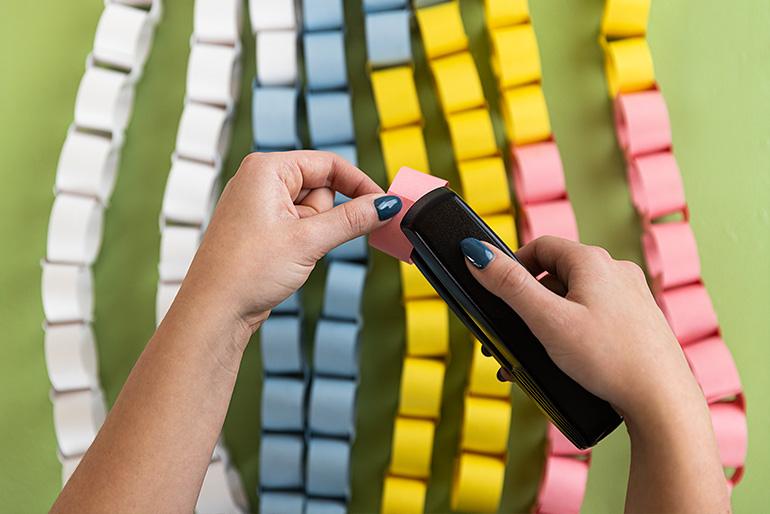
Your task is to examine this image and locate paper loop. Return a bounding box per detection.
[431,52,485,116]
[400,261,435,300]
[390,417,435,478]
[74,67,133,135]
[313,319,359,378]
[381,476,426,514]
[601,0,650,38]
[642,221,701,290]
[405,299,449,357]
[303,0,344,31]
[252,87,298,150]
[256,30,298,86]
[262,377,306,431]
[249,0,297,32]
[328,235,367,261]
[44,323,100,392]
[446,108,498,162]
[628,151,686,221]
[484,0,529,29]
[460,397,511,454]
[490,23,541,89]
[658,283,719,345]
[604,37,655,97]
[306,438,350,497]
[175,102,231,164]
[684,336,743,402]
[512,141,566,204]
[457,157,511,216]
[469,343,511,398]
[304,31,348,91]
[47,194,104,265]
[535,456,590,514]
[260,493,305,514]
[52,389,106,457]
[365,9,412,68]
[161,158,219,225]
[520,200,579,244]
[322,261,367,321]
[399,357,446,418]
[501,84,551,145]
[415,1,468,59]
[194,0,242,44]
[187,43,241,107]
[60,454,81,486]
[155,282,180,325]
[55,129,119,202]
[93,3,154,72]
[547,423,591,457]
[380,126,430,183]
[484,214,518,249]
[615,90,671,157]
[308,378,357,437]
[306,92,354,146]
[158,226,200,282]
[197,460,246,514]
[710,402,748,474]
[363,0,409,13]
[450,453,505,513]
[306,499,346,514]
[42,263,93,323]
[371,67,422,130]
[259,434,305,488]
[261,316,304,374]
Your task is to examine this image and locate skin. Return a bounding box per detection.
[51,151,728,513]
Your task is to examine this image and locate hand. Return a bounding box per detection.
[460,235,699,419]
[177,151,402,340]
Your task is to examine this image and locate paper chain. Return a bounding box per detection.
[599,0,747,490]
[42,0,161,490]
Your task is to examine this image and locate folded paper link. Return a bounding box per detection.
[684,336,743,403]
[490,23,541,88]
[306,93,355,147]
[262,378,307,431]
[399,357,445,418]
[306,499,346,514]
[260,492,305,514]
[405,300,449,356]
[371,67,422,129]
[484,0,529,29]
[309,378,357,437]
[194,0,242,44]
[161,159,219,225]
[257,31,298,86]
[431,52,485,115]
[158,226,200,282]
[400,261,435,299]
[457,157,511,216]
[52,389,106,458]
[446,108,498,161]
[547,423,591,457]
[60,454,81,486]
[155,282,180,325]
[451,453,506,512]
[381,476,426,514]
[42,263,93,323]
[44,323,100,392]
[460,397,511,454]
[261,316,303,373]
[322,261,367,320]
[249,0,296,32]
[415,1,468,59]
[710,402,748,474]
[259,434,304,488]
[658,283,719,345]
[56,130,118,202]
[252,87,298,149]
[601,0,650,38]
[642,221,701,290]
[389,417,434,478]
[304,32,348,90]
[47,194,104,265]
[175,102,231,164]
[603,37,655,97]
[197,459,247,514]
[483,214,518,249]
[303,0,344,31]
[512,141,567,204]
[313,320,359,377]
[469,343,511,397]
[74,67,133,135]
[364,0,408,12]
[379,126,430,183]
[628,152,686,221]
[306,438,350,497]
[535,456,590,514]
[365,10,412,68]
[520,200,579,243]
[187,44,242,107]
[328,234,367,261]
[615,91,671,157]
[93,3,154,72]
[501,84,551,145]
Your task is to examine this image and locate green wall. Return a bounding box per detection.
[0,1,767,511]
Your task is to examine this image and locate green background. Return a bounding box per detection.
[1,0,768,512]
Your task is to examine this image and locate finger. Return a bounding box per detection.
[297,187,334,217]
[514,235,585,286]
[302,194,402,256]
[539,273,567,297]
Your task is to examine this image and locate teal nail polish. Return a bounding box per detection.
[375,195,402,221]
[460,237,495,269]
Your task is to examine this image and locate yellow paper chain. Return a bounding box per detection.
[599,0,653,97]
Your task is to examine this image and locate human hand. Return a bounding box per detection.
[176,151,401,341]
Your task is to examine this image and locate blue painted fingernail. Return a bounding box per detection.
[374,195,402,221]
[460,237,495,269]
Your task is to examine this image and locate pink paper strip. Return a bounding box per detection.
[684,336,743,402]
[511,141,566,204]
[535,456,589,514]
[369,166,448,263]
[642,221,701,290]
[628,151,686,221]
[658,283,719,345]
[520,200,579,244]
[710,402,748,472]
[547,423,591,457]
[615,90,671,158]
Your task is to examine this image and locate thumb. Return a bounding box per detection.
[460,238,578,336]
[303,194,403,256]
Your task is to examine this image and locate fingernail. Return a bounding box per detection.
[460,237,495,269]
[374,195,402,221]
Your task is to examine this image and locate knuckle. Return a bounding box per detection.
[340,204,367,236]
[619,259,646,281]
[240,152,264,170]
[498,263,528,298]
